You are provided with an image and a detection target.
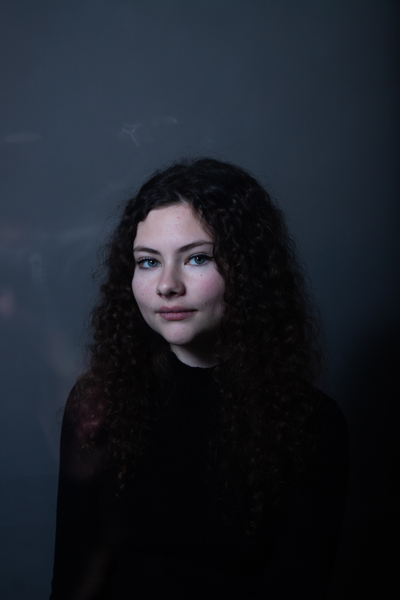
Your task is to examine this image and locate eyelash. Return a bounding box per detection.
[136,253,212,270]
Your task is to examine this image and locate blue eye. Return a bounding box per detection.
[188,254,211,266]
[136,258,160,269]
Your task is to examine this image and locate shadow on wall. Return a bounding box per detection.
[328,324,400,599]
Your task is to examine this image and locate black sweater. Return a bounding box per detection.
[50,355,348,599]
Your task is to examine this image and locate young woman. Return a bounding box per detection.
[50,158,348,599]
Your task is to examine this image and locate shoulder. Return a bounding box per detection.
[59,381,108,481]
[62,381,81,418]
[59,381,85,441]
[312,387,348,446]
[62,376,107,437]
[309,387,349,484]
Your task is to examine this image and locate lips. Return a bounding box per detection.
[158,306,197,321]
[158,305,195,313]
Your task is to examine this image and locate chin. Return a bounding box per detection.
[162,333,196,347]
[156,326,200,348]
[155,323,194,344]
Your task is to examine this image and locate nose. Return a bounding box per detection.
[156,264,185,298]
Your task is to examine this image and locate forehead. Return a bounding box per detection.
[134,203,211,243]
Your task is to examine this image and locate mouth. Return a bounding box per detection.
[158,306,197,321]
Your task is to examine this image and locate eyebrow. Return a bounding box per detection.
[133,240,213,255]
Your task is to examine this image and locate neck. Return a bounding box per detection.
[170,344,218,368]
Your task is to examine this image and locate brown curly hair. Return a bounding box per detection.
[74,157,323,533]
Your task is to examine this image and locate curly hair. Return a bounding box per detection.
[73,157,324,534]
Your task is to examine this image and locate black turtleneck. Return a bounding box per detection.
[50,354,348,600]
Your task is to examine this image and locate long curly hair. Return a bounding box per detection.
[74,157,323,533]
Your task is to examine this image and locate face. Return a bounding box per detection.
[132,203,225,367]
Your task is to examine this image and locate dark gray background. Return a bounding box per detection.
[0,0,398,598]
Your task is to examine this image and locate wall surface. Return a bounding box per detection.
[0,0,398,597]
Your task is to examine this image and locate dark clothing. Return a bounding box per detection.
[50,355,348,599]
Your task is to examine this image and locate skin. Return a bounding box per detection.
[132,203,225,367]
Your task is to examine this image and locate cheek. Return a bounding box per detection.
[198,272,225,306]
[131,277,148,307]
[131,277,138,300]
